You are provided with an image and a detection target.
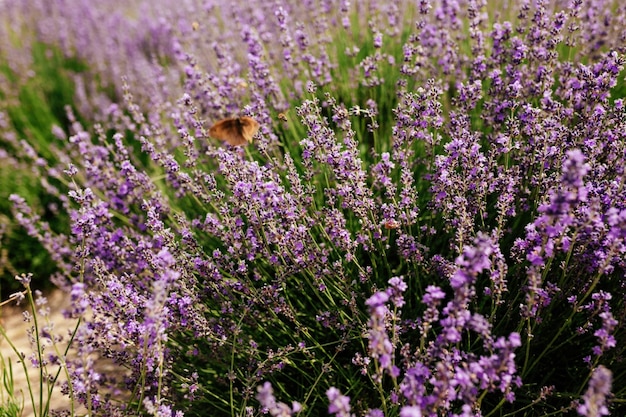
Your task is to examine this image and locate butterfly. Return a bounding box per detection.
[208,116,260,146]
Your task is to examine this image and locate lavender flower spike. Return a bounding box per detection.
[257,382,302,416]
[577,366,612,417]
[327,387,354,417]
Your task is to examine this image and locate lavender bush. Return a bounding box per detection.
[2,0,626,416]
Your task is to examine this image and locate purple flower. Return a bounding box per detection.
[577,366,612,417]
[400,406,422,417]
[327,387,353,417]
[256,382,301,416]
[4,1,626,415]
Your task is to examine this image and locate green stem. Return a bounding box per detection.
[0,302,38,416]
[230,312,247,417]
[523,266,606,378]
[24,286,45,417]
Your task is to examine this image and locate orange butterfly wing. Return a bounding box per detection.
[238,116,260,143]
[209,117,259,146]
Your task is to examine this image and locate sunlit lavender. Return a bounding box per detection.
[1,0,625,416]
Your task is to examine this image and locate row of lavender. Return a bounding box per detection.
[2,0,626,416]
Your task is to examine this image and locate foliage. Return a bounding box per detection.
[1,1,625,416]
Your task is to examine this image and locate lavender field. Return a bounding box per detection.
[1,0,625,416]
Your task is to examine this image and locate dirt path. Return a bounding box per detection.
[0,289,85,417]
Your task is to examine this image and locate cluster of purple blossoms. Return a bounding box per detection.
[577,365,613,417]
[256,381,302,416]
[1,0,626,416]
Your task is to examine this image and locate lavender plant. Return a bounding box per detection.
[0,274,81,417]
[2,0,626,416]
